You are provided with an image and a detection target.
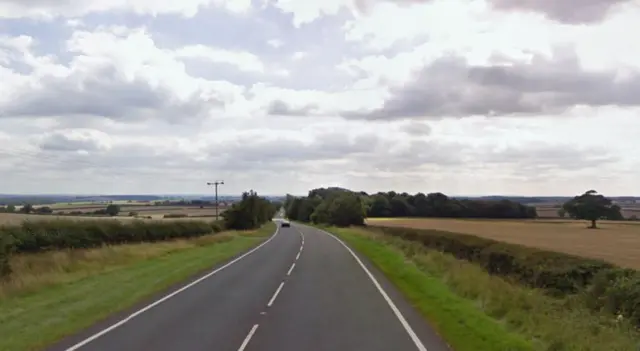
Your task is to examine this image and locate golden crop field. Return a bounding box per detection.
[366,218,640,270]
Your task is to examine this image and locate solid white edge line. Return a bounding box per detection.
[63,226,281,351]
[237,324,260,351]
[287,262,296,276]
[319,228,429,351]
[267,281,285,307]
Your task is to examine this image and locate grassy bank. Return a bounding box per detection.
[0,222,275,351]
[327,226,639,351]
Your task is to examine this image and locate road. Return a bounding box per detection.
[47,221,451,351]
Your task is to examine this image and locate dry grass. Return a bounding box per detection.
[366,218,640,269]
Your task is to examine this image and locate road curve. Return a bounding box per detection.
[46,221,451,351]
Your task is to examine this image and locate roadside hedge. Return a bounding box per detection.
[0,219,226,255]
[371,225,640,326]
[373,226,614,295]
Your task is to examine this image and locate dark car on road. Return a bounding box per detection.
[281,220,291,228]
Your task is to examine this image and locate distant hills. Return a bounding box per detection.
[0,193,635,206]
[0,194,285,205]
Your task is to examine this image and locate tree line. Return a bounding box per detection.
[284,187,624,228]
[284,187,538,227]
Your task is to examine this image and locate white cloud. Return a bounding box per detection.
[174,44,265,73]
[0,0,638,196]
[267,39,283,48]
[0,0,252,18]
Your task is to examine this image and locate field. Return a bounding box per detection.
[0,203,228,224]
[366,218,640,269]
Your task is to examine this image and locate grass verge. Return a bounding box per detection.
[326,226,639,351]
[0,222,275,351]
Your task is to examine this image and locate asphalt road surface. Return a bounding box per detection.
[47,221,451,351]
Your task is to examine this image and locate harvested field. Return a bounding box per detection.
[366,218,640,269]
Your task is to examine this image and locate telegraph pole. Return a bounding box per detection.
[206,180,224,221]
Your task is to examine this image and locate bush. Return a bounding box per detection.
[0,234,12,278]
[163,214,188,218]
[129,211,139,217]
[585,268,640,326]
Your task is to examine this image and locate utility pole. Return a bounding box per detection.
[206,180,224,221]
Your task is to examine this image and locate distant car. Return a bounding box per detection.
[281,220,291,228]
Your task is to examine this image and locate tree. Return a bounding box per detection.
[562,190,622,229]
[20,204,33,214]
[222,190,277,230]
[557,208,566,218]
[367,195,392,217]
[310,192,365,227]
[105,204,121,216]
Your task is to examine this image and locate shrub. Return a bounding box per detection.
[163,214,188,218]
[0,234,12,278]
[129,211,139,217]
[585,268,640,326]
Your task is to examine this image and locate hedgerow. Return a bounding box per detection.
[371,225,640,327]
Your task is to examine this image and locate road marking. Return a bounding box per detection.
[267,281,285,307]
[237,324,259,351]
[287,262,296,276]
[295,251,301,260]
[62,227,280,351]
[318,228,429,351]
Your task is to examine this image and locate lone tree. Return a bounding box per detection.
[562,190,622,229]
[105,204,121,217]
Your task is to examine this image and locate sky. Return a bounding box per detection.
[0,0,638,197]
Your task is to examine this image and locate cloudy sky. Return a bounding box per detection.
[0,0,638,196]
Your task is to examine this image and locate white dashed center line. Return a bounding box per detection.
[237,324,259,351]
[236,225,306,351]
[287,262,296,276]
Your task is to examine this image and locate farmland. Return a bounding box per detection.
[366,217,640,269]
[0,202,229,225]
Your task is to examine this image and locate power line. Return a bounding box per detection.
[206,180,224,221]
